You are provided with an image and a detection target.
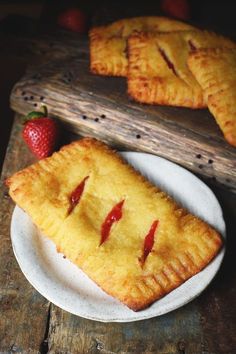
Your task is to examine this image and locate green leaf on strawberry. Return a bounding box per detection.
[24,105,48,122]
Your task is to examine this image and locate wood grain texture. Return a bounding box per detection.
[198,187,236,354]
[47,303,203,354]
[9,36,236,193]
[0,114,50,353]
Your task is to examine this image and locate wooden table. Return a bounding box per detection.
[1,10,236,353]
[0,113,236,354]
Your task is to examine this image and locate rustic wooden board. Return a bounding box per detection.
[10,35,236,192]
[0,114,50,353]
[47,303,203,353]
[1,114,236,354]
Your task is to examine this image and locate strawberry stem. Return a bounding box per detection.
[23,105,49,123]
[42,105,48,117]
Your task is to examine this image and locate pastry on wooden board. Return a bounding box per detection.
[89,16,195,77]
[6,138,223,311]
[188,47,236,147]
[127,30,236,108]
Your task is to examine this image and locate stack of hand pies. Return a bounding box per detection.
[89,16,236,147]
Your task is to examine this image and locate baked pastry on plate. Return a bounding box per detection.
[6,138,223,311]
[89,16,195,77]
[188,47,236,147]
[127,30,235,107]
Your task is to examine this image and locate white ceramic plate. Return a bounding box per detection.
[11,152,226,322]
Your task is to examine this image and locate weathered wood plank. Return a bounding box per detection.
[198,187,236,353]
[0,114,50,353]
[47,302,203,354]
[10,50,236,193]
[2,17,235,192]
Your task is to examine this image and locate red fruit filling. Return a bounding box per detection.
[100,200,125,246]
[188,40,197,51]
[159,47,178,77]
[140,220,159,266]
[68,176,89,215]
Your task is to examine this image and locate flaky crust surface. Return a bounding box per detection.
[128,30,236,108]
[7,138,223,311]
[89,16,195,77]
[188,48,236,147]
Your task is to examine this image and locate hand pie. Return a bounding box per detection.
[188,48,236,147]
[89,16,195,77]
[127,30,235,108]
[6,138,223,311]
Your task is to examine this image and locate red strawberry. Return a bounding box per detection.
[22,106,60,159]
[161,0,190,20]
[58,8,87,33]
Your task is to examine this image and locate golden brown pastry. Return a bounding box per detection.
[188,47,236,147]
[89,16,195,77]
[127,30,236,108]
[6,138,223,311]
